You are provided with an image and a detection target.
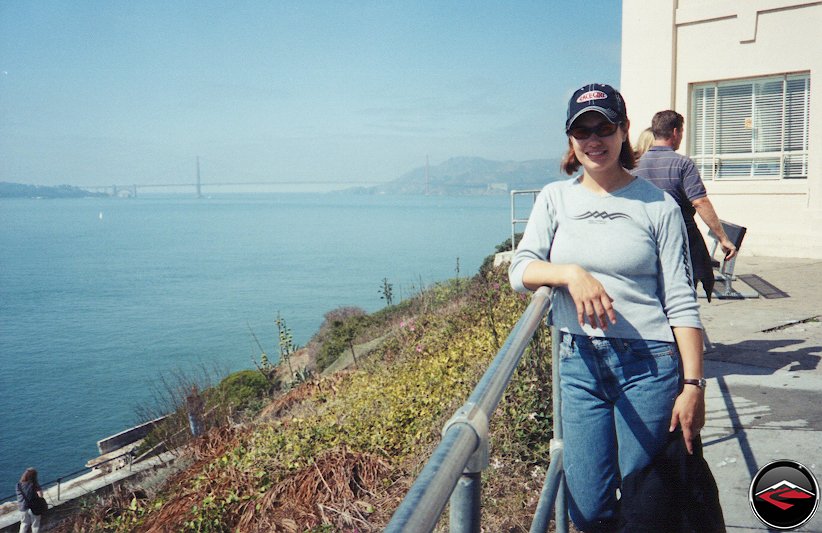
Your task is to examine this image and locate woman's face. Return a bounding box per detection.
[568,111,627,173]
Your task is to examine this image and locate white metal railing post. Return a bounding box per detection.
[511,190,517,251]
[510,189,541,250]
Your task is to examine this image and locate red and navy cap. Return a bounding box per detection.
[565,83,628,133]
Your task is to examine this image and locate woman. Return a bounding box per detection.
[633,127,654,160]
[16,468,43,533]
[509,83,709,532]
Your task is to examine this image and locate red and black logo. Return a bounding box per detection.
[750,460,819,530]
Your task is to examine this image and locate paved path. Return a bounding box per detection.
[699,256,822,532]
[0,452,178,532]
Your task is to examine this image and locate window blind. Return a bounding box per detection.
[690,73,810,180]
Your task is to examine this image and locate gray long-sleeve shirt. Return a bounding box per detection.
[509,176,702,342]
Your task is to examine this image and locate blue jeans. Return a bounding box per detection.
[559,332,681,532]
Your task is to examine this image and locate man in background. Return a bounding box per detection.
[634,110,737,300]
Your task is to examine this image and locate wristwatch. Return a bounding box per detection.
[683,378,707,390]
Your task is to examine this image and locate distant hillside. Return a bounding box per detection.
[0,182,107,199]
[351,157,563,195]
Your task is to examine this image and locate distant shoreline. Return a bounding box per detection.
[0,182,107,199]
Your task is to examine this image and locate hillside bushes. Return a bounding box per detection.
[216,370,276,413]
[62,264,554,532]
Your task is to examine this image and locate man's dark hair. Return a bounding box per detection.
[651,110,684,140]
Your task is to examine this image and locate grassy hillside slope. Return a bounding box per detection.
[57,265,555,532]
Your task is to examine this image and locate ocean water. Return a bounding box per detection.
[0,193,512,493]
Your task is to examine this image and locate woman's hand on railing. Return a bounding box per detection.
[566,265,616,330]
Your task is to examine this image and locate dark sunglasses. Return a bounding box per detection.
[567,121,620,140]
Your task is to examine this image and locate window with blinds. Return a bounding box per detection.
[690,73,810,180]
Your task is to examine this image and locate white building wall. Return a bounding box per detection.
[620,0,677,129]
[621,0,822,258]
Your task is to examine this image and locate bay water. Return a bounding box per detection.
[0,193,514,493]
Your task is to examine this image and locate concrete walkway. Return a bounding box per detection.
[698,256,822,532]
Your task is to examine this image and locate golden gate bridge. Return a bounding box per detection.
[85,179,383,198]
[78,157,408,198]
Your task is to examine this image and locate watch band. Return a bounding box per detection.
[683,378,707,389]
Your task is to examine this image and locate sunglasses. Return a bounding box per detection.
[568,121,621,140]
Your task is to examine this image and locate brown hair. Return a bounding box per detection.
[561,124,636,175]
[651,110,684,140]
[19,468,38,484]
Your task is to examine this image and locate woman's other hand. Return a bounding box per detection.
[670,386,706,454]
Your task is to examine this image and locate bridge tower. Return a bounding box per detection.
[425,155,430,196]
[195,157,203,198]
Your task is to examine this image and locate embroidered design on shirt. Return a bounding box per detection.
[681,237,697,294]
[571,211,631,221]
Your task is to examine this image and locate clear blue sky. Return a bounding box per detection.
[0,1,622,188]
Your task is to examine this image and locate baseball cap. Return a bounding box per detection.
[565,83,628,133]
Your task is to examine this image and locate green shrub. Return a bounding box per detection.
[216,370,273,412]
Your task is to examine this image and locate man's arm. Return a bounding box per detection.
[692,196,737,260]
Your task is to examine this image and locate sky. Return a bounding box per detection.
[0,1,622,190]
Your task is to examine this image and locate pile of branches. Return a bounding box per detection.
[136,445,396,532]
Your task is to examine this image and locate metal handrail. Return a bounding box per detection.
[386,286,567,532]
[531,322,568,533]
